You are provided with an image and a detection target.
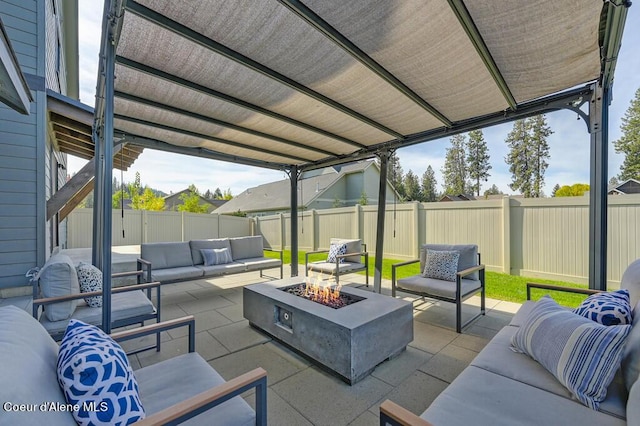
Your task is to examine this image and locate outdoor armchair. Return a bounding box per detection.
[392,244,485,333]
[305,238,369,286]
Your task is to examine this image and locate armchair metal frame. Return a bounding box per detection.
[392,253,485,333]
[305,243,369,286]
[111,316,267,426]
[261,247,284,279]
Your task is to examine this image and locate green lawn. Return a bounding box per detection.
[266,249,588,307]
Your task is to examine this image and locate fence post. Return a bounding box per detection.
[310,210,317,250]
[181,212,185,241]
[354,204,361,240]
[412,201,420,259]
[142,210,148,243]
[502,196,511,274]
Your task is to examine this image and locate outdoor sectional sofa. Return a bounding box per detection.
[0,305,266,425]
[381,258,640,425]
[140,235,283,284]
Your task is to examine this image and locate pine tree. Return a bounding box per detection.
[421,165,438,202]
[404,170,421,201]
[529,115,552,197]
[388,152,405,200]
[613,87,640,180]
[466,129,491,196]
[551,184,560,197]
[213,188,223,199]
[442,134,468,194]
[505,119,533,197]
[483,184,503,197]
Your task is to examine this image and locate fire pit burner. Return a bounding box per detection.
[279,284,365,309]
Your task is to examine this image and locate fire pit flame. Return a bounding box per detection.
[304,272,342,305]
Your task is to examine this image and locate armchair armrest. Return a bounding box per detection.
[264,247,284,262]
[336,251,368,261]
[380,400,434,426]
[137,258,152,283]
[457,264,485,278]
[111,315,195,350]
[391,259,420,297]
[305,249,330,270]
[526,282,601,301]
[134,367,267,426]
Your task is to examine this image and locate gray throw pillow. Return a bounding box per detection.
[37,254,80,321]
[422,249,460,282]
[200,248,233,266]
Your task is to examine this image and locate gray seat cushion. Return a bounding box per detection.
[396,275,481,299]
[307,261,367,275]
[420,244,479,280]
[136,352,255,426]
[190,239,232,265]
[197,262,246,277]
[141,242,194,269]
[151,266,204,282]
[229,236,264,261]
[40,290,156,337]
[0,306,76,426]
[241,257,282,272]
[470,325,627,419]
[421,366,624,426]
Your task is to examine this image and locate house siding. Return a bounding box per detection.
[0,0,55,289]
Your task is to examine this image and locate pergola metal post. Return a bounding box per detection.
[91,127,103,267]
[290,165,299,277]
[373,150,390,293]
[588,84,609,291]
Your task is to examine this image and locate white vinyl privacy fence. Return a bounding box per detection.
[254,195,640,287]
[67,209,252,247]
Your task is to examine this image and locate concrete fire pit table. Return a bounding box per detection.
[243,277,413,384]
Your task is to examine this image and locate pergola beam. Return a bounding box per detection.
[277,0,452,127]
[446,0,517,110]
[116,56,366,150]
[125,0,405,140]
[115,91,338,158]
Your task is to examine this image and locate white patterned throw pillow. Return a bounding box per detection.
[76,262,103,308]
[511,296,631,410]
[422,249,460,281]
[327,243,347,263]
[573,289,632,326]
[57,319,145,425]
[200,247,233,266]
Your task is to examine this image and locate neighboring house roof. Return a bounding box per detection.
[439,194,476,202]
[215,160,389,214]
[164,189,227,211]
[608,179,640,195]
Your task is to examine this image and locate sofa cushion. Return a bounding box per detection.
[573,289,632,326]
[396,275,481,299]
[190,239,231,265]
[420,244,479,280]
[141,242,193,269]
[628,379,640,426]
[136,352,255,426]
[151,266,203,283]
[57,319,145,425]
[77,262,103,308]
[620,258,640,308]
[329,238,362,263]
[422,249,459,281]
[229,236,264,261]
[37,254,80,321]
[201,248,233,266]
[0,306,76,426]
[421,365,625,426]
[197,262,247,277]
[622,299,640,392]
[40,291,156,338]
[327,243,347,264]
[511,296,631,410]
[307,261,367,276]
[471,325,627,418]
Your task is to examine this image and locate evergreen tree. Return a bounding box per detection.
[358,191,368,206]
[529,115,552,197]
[609,176,619,187]
[466,129,491,196]
[213,187,223,199]
[421,165,438,202]
[222,188,233,200]
[187,184,199,195]
[388,151,405,200]
[551,183,560,197]
[204,189,213,199]
[613,87,640,180]
[506,115,552,198]
[483,184,503,197]
[404,170,421,201]
[442,134,469,194]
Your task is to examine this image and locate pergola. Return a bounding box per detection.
[93,0,630,331]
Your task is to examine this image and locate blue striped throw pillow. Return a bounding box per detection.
[511,296,631,410]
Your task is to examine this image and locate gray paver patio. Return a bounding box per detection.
[104,267,519,424]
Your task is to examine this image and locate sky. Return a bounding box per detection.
[70,2,640,197]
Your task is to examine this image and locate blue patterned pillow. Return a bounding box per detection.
[327,243,347,263]
[57,320,145,425]
[573,289,632,326]
[200,248,233,266]
[422,249,460,282]
[511,296,631,409]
